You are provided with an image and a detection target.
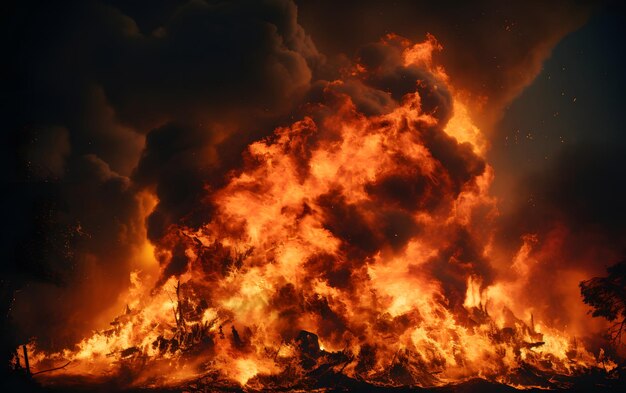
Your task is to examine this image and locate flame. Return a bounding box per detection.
[25,35,613,390]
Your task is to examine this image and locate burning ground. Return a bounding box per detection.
[4,0,626,391]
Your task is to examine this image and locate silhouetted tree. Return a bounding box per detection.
[580,260,626,344]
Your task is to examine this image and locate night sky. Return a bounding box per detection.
[493,6,626,225]
[2,0,625,368]
[492,6,626,280]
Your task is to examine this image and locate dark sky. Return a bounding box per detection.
[493,6,626,216]
[491,6,626,265]
[2,0,625,355]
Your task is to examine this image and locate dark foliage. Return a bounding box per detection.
[580,260,626,344]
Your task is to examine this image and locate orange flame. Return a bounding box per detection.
[25,35,614,390]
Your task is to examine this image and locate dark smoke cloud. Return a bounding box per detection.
[426,227,493,309]
[354,40,453,121]
[315,37,454,119]
[333,80,397,116]
[88,0,318,130]
[4,0,321,350]
[133,123,219,242]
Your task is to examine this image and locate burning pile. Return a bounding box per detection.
[22,35,616,390]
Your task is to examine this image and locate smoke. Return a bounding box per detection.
[6,0,321,349]
[4,0,604,355]
[296,0,596,127]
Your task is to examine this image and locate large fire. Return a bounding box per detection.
[21,35,617,390]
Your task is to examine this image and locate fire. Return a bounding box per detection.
[24,35,614,390]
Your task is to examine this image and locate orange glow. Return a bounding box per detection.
[25,35,613,390]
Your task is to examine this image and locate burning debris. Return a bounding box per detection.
[16,280,618,391]
[11,34,621,391]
